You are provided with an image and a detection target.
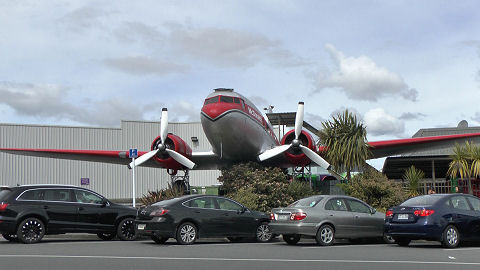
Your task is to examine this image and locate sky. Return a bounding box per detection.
[1,0,480,169]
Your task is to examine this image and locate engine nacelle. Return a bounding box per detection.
[150,133,192,171]
[280,129,317,167]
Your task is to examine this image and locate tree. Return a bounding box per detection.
[317,109,371,182]
[448,141,480,195]
[403,165,424,197]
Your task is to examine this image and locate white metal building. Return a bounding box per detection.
[0,120,221,200]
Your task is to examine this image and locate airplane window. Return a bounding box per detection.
[220,96,234,103]
[204,97,219,105]
[234,98,240,104]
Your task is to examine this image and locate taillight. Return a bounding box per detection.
[290,212,307,221]
[385,210,393,218]
[0,202,8,212]
[414,209,435,217]
[269,213,275,220]
[150,208,169,216]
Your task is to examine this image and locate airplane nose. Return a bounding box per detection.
[201,105,224,120]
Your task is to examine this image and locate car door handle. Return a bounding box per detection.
[43,206,49,209]
[78,207,84,211]
[355,215,359,219]
[223,213,229,216]
[194,210,201,214]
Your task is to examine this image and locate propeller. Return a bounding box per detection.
[128,108,196,170]
[258,102,341,178]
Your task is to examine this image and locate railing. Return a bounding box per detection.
[415,178,480,196]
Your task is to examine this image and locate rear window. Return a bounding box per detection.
[0,189,12,201]
[152,196,186,207]
[289,196,323,207]
[401,195,443,207]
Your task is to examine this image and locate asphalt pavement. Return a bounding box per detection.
[1,235,480,270]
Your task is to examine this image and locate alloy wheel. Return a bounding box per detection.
[118,218,137,241]
[17,218,45,244]
[316,225,334,246]
[178,223,197,244]
[256,223,273,242]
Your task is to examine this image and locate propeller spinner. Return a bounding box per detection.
[258,102,341,178]
[128,108,196,170]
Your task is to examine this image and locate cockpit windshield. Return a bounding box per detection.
[220,96,234,103]
[204,96,219,105]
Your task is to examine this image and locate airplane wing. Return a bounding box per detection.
[316,132,480,159]
[0,148,225,170]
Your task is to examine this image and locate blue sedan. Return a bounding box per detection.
[384,193,480,248]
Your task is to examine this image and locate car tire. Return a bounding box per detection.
[151,234,169,244]
[283,234,301,245]
[256,222,273,242]
[2,233,18,242]
[383,234,396,244]
[442,225,460,248]
[316,224,335,246]
[176,222,197,245]
[97,232,116,240]
[395,238,411,247]
[117,218,137,241]
[16,217,45,244]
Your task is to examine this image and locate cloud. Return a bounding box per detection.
[313,44,418,102]
[472,112,480,124]
[0,81,146,127]
[111,22,307,70]
[364,108,405,137]
[58,6,111,33]
[169,101,200,122]
[305,113,325,129]
[104,56,189,75]
[399,112,427,120]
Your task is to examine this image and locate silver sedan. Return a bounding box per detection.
[269,195,391,246]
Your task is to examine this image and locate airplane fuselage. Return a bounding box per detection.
[200,88,279,161]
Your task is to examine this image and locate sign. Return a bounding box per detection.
[129,148,138,158]
[80,178,90,185]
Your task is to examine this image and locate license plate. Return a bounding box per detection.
[397,214,409,220]
[277,214,289,220]
[137,224,146,230]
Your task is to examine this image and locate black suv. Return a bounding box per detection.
[0,185,137,243]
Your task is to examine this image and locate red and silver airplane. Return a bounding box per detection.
[1,88,480,178]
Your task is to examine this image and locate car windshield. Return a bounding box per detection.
[289,196,323,207]
[400,195,444,207]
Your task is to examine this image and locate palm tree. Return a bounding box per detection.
[470,143,480,182]
[403,165,424,197]
[317,109,371,182]
[447,142,472,194]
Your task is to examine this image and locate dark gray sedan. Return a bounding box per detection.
[269,195,391,246]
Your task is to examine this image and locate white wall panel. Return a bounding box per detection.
[0,121,220,200]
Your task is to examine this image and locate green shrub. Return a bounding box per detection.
[219,162,318,212]
[140,183,185,205]
[338,167,407,212]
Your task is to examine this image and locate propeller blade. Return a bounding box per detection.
[299,145,331,170]
[128,149,159,169]
[295,102,304,139]
[160,108,168,144]
[258,144,292,161]
[165,149,196,169]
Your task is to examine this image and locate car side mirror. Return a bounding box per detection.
[237,207,247,214]
[370,208,376,214]
[101,200,109,207]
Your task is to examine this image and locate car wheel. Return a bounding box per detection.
[256,222,273,242]
[117,218,137,241]
[176,222,197,245]
[395,238,411,246]
[97,232,116,240]
[442,225,460,248]
[151,234,169,244]
[2,233,18,242]
[16,217,45,244]
[283,234,301,245]
[383,234,395,244]
[316,224,335,246]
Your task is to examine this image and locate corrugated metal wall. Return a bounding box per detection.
[0,121,221,199]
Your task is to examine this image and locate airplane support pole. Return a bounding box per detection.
[132,157,136,208]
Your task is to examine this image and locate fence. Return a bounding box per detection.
[418,178,480,196]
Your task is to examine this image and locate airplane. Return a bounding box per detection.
[2,88,480,184]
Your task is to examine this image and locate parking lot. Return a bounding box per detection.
[1,235,480,270]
